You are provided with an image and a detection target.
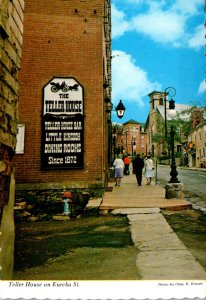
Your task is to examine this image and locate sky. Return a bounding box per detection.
[111,0,206,124]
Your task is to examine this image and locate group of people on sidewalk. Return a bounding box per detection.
[113,153,154,186]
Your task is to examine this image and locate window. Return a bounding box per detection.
[177,145,181,153]
[16,124,25,154]
[199,129,202,140]
[159,98,163,105]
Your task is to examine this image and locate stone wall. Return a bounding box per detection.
[0,0,24,279]
[14,188,94,221]
[159,158,181,166]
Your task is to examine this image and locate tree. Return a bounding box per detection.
[151,104,206,159]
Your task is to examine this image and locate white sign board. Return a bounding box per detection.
[15,124,25,154]
[43,77,83,116]
[42,77,84,169]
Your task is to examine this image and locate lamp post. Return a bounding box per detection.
[110,100,126,162]
[123,130,129,154]
[169,125,180,183]
[131,136,136,161]
[131,128,137,160]
[165,87,180,183]
[164,87,176,154]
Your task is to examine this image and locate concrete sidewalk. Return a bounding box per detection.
[98,174,206,280]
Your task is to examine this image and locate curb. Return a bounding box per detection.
[181,167,206,172]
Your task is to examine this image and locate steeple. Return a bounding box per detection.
[148,91,167,112]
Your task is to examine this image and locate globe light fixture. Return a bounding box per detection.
[167,109,176,119]
[167,98,176,119]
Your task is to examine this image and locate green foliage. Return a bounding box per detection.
[176,104,206,136]
[152,114,166,145]
[88,182,104,197]
[175,152,182,158]
[112,122,123,134]
[152,104,206,146]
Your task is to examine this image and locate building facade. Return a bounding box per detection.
[122,120,147,158]
[0,0,25,279]
[145,91,168,157]
[14,0,112,191]
[187,119,206,168]
[145,91,189,159]
[113,120,147,160]
[145,91,206,168]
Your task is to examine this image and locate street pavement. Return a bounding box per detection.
[184,167,206,213]
[87,173,206,280]
[157,165,206,213]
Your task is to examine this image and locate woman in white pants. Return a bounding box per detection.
[145,155,154,185]
[113,154,125,186]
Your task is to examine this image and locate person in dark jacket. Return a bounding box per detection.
[132,154,144,186]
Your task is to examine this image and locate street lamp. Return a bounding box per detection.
[131,128,137,160]
[123,129,129,154]
[115,100,126,119]
[108,100,126,164]
[164,87,176,147]
[131,136,136,161]
[112,122,124,161]
[105,99,126,119]
[165,87,180,183]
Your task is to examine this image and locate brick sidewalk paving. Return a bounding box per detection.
[100,173,191,212]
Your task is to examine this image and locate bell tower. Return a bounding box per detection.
[148,91,167,112]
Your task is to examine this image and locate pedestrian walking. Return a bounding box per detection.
[123,155,131,175]
[144,155,154,185]
[132,154,144,186]
[113,154,124,186]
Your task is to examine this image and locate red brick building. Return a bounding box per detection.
[113,120,147,160]
[122,120,147,158]
[14,0,112,190]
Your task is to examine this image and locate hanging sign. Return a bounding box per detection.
[42,77,84,169]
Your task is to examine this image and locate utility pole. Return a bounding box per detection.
[124,130,129,154]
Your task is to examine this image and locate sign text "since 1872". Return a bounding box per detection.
[48,156,77,164]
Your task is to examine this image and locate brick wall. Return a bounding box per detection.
[14,0,111,188]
